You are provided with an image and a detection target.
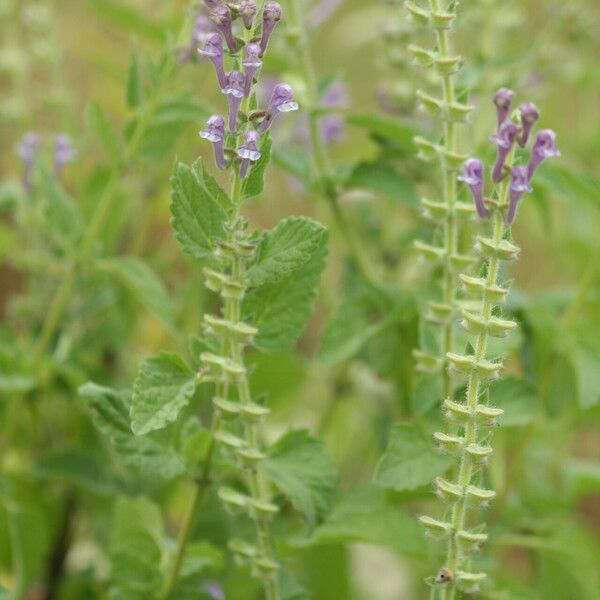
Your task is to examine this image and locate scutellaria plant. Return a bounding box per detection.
[420,90,559,597]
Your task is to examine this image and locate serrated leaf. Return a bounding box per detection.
[263,430,337,527]
[126,46,143,108]
[243,232,328,353]
[374,423,453,491]
[96,256,175,332]
[242,135,272,200]
[303,484,426,557]
[79,382,187,478]
[170,159,231,260]
[131,353,196,435]
[85,100,122,164]
[248,217,327,287]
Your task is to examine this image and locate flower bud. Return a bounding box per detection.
[490,121,517,182]
[15,131,41,192]
[527,129,560,181]
[54,133,76,177]
[222,71,245,132]
[493,87,514,127]
[258,83,298,132]
[260,2,282,56]
[505,166,532,224]
[242,43,262,97]
[210,3,237,52]
[458,158,488,219]
[199,115,227,170]
[518,102,540,147]
[238,130,261,178]
[240,0,257,29]
[199,33,227,88]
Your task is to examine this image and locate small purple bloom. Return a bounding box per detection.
[493,87,515,127]
[15,131,41,192]
[458,158,488,219]
[518,102,540,148]
[258,83,298,132]
[181,13,213,63]
[238,130,261,178]
[54,134,76,177]
[210,3,237,52]
[259,2,282,56]
[240,0,257,29]
[222,71,245,132]
[505,166,533,224]
[203,0,223,9]
[199,33,227,88]
[242,43,262,97]
[527,129,560,181]
[490,121,518,182]
[202,581,225,600]
[319,81,348,143]
[200,115,227,170]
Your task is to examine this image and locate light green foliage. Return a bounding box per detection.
[86,100,123,165]
[244,233,328,353]
[131,352,196,435]
[170,159,230,260]
[263,429,338,527]
[242,136,272,200]
[374,423,454,491]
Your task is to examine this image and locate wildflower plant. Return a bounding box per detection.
[420,92,559,597]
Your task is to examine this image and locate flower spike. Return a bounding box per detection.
[222,71,246,132]
[238,130,262,178]
[458,158,488,219]
[259,2,282,56]
[240,0,257,29]
[200,115,227,170]
[490,121,518,182]
[258,83,298,132]
[527,129,560,181]
[199,33,227,88]
[493,88,514,128]
[518,102,540,148]
[242,43,262,97]
[210,3,237,52]
[15,131,41,192]
[505,166,532,224]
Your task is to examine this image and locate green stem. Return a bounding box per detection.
[287,0,375,285]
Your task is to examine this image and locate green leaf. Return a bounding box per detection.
[85,100,122,164]
[79,382,187,478]
[96,256,175,332]
[374,423,453,491]
[243,232,328,353]
[489,376,537,427]
[273,147,310,181]
[39,165,82,246]
[346,162,419,207]
[131,353,196,435]
[242,135,272,200]
[170,159,231,260]
[347,114,417,154]
[263,430,338,527]
[572,343,600,409]
[248,217,327,287]
[304,484,426,557]
[126,46,143,108]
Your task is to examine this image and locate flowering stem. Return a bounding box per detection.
[287,0,376,285]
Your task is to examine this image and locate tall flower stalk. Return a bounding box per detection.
[420,93,559,597]
[409,1,475,401]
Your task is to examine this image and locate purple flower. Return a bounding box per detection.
[260,2,282,56]
[202,581,225,600]
[210,3,237,52]
[222,71,245,132]
[493,88,515,127]
[458,158,488,219]
[505,166,533,224]
[238,130,261,178]
[240,0,257,29]
[199,33,227,88]
[319,81,348,143]
[54,134,76,177]
[200,115,227,170]
[203,0,223,9]
[15,131,41,192]
[490,121,518,182]
[242,43,262,97]
[180,13,213,63]
[527,129,560,181]
[258,83,298,132]
[518,102,540,147]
